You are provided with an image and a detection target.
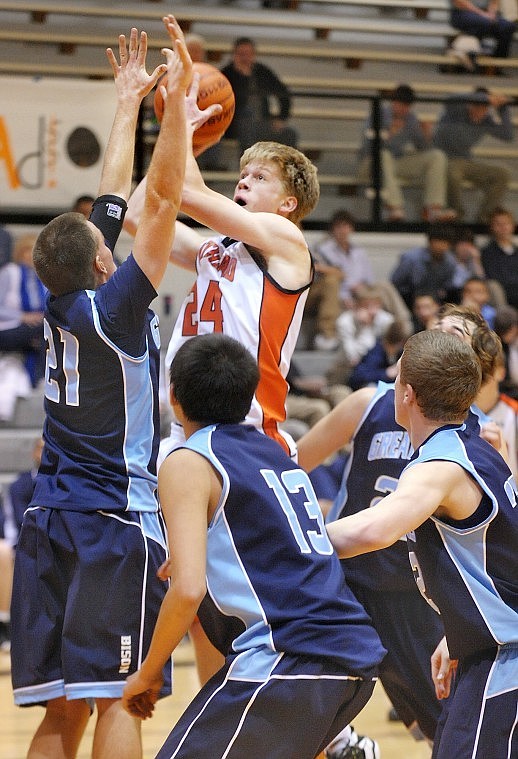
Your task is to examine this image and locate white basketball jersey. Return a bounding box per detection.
[165,236,310,454]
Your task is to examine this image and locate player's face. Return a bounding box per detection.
[434,314,475,345]
[87,220,117,281]
[394,357,408,428]
[234,161,293,215]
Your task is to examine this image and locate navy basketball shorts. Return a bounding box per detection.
[350,583,444,741]
[11,506,171,705]
[432,643,518,759]
[155,648,377,759]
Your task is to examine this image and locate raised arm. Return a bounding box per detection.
[102,29,167,201]
[124,176,203,272]
[297,386,375,473]
[131,18,191,289]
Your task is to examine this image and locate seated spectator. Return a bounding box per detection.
[494,304,518,399]
[284,363,351,437]
[0,225,13,267]
[412,290,442,332]
[348,320,410,391]
[357,83,455,223]
[449,0,516,61]
[0,435,43,652]
[302,261,343,352]
[481,206,518,308]
[311,210,375,311]
[433,88,514,222]
[448,227,485,301]
[0,233,46,387]
[461,276,497,328]
[221,37,298,154]
[390,225,456,310]
[285,364,332,432]
[328,284,394,385]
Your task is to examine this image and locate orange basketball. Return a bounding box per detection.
[154,61,235,152]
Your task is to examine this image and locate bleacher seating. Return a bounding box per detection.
[1,0,517,224]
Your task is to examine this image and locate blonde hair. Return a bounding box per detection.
[240,141,319,224]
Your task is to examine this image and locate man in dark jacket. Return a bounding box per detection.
[221,37,299,152]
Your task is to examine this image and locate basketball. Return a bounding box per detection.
[154,62,235,153]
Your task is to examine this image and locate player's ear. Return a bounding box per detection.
[404,383,416,406]
[279,195,297,215]
[94,255,108,276]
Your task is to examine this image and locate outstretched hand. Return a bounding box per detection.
[106,28,167,104]
[162,14,223,154]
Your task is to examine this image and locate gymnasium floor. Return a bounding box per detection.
[1,642,432,759]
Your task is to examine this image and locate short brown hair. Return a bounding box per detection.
[401,330,481,422]
[240,141,319,224]
[32,212,97,296]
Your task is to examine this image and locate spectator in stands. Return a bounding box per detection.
[448,226,485,301]
[494,304,518,398]
[329,284,394,385]
[221,37,298,153]
[461,276,497,327]
[310,209,413,336]
[411,290,442,332]
[71,194,95,218]
[475,341,518,478]
[0,225,13,267]
[0,233,46,388]
[311,210,374,310]
[302,262,343,352]
[433,87,514,222]
[357,83,455,223]
[0,436,43,653]
[390,225,457,310]
[481,206,518,308]
[449,0,516,61]
[348,319,410,391]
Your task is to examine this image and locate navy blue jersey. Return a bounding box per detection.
[327,383,416,591]
[32,207,161,513]
[182,424,386,678]
[406,422,518,661]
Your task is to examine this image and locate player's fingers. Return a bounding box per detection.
[136,30,148,64]
[105,48,119,76]
[128,27,138,56]
[196,103,223,128]
[118,34,127,63]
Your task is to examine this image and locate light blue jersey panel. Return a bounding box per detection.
[406,422,518,659]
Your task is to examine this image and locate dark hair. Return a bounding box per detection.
[427,224,453,244]
[234,37,255,49]
[32,212,97,296]
[169,334,260,425]
[329,209,356,229]
[453,227,475,245]
[390,84,416,104]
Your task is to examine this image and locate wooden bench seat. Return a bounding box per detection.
[1,24,517,82]
[0,0,466,42]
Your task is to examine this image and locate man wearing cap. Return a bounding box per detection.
[433,87,514,222]
[357,83,455,223]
